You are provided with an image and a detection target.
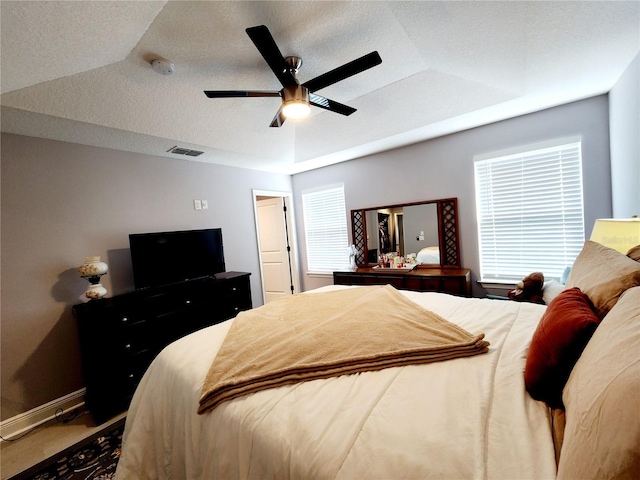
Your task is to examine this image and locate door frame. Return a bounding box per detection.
[252,189,300,305]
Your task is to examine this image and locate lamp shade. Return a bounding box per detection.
[78,256,108,278]
[590,218,640,254]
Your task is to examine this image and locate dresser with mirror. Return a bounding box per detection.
[333,197,471,297]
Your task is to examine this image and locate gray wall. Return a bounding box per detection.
[0,134,292,420]
[292,95,613,293]
[403,203,439,256]
[609,53,640,218]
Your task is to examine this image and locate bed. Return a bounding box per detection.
[415,245,440,264]
[115,240,640,479]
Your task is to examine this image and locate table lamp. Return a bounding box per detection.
[590,217,640,254]
[78,256,108,299]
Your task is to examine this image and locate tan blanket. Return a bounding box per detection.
[198,285,489,414]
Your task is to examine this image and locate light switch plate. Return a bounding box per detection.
[194,199,202,210]
[201,200,208,210]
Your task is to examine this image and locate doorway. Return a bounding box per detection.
[252,190,299,304]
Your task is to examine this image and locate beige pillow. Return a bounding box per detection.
[565,240,640,317]
[557,286,640,479]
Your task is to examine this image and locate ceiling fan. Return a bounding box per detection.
[204,25,382,127]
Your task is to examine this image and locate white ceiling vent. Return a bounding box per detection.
[167,146,204,157]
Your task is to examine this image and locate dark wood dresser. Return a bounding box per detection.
[333,268,471,297]
[73,271,251,424]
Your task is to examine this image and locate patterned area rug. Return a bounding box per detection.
[21,420,124,480]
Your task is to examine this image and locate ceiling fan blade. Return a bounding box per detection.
[309,94,356,116]
[246,25,297,88]
[269,106,286,128]
[303,51,382,93]
[204,90,281,98]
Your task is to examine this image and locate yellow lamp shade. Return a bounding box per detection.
[590,218,640,254]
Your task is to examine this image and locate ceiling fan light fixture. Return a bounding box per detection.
[282,85,311,119]
[282,101,311,119]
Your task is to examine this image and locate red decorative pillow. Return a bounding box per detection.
[524,287,601,408]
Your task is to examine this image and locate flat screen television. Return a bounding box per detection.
[129,228,225,290]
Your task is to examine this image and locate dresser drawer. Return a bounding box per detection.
[219,301,252,321]
[92,305,150,333]
[441,278,465,296]
[217,278,250,301]
[420,278,440,292]
[118,319,152,356]
[119,350,154,387]
[142,288,209,316]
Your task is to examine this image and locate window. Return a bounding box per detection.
[474,140,585,282]
[302,185,350,274]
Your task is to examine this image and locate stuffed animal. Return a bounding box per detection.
[509,272,545,304]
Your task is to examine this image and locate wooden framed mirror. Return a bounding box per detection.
[351,197,461,268]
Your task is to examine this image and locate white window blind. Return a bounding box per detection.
[302,185,350,273]
[474,141,585,282]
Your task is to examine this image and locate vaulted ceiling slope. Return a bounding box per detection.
[1,1,638,174]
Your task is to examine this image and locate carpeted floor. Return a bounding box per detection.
[15,420,124,480]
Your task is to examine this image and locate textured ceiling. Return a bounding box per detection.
[1,1,638,174]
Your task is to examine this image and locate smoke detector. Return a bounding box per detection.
[151,58,174,75]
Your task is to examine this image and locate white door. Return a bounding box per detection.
[257,197,294,303]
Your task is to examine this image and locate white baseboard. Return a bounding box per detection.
[0,388,86,441]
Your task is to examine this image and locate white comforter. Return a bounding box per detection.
[115,286,556,480]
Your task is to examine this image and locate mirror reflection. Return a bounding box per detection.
[364,203,439,264]
[351,197,460,269]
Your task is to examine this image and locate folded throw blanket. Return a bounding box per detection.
[198,285,489,414]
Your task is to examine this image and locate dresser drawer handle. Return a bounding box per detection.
[121,317,128,323]
[125,343,131,349]
[128,374,134,379]
[232,287,237,291]
[234,307,239,311]
[185,300,191,305]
